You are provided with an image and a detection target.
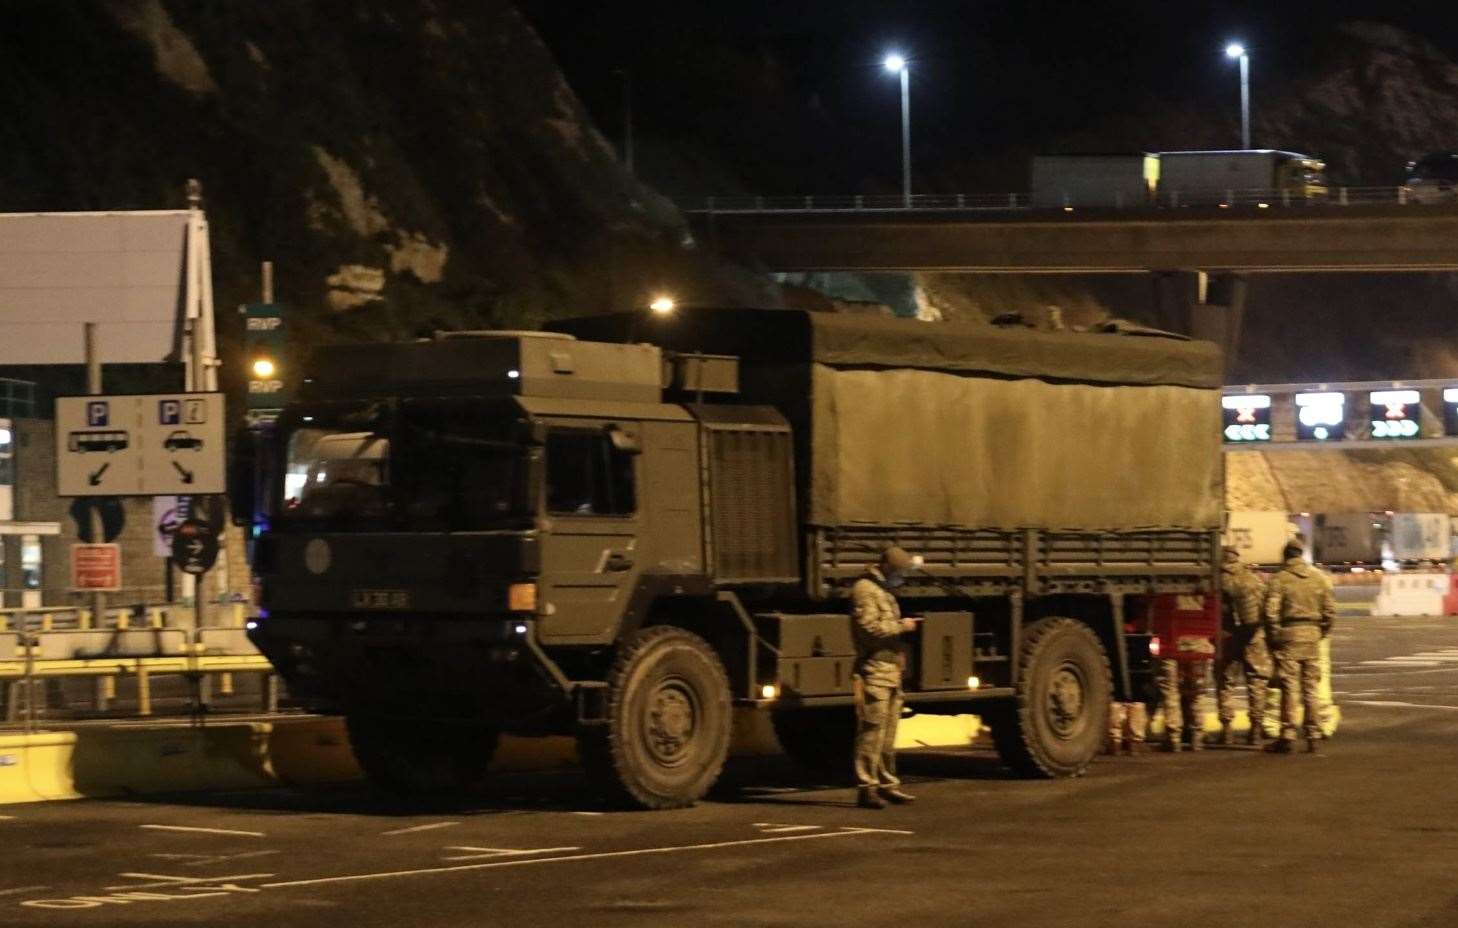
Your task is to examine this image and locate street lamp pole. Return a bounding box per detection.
[1226,43,1251,149]
[884,53,911,206]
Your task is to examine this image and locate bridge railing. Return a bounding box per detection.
[682,186,1435,215]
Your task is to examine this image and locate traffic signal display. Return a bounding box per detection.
[1294,391,1346,441]
[1221,394,1272,442]
[244,303,286,411]
[1369,389,1421,439]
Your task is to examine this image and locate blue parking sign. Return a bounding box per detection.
[86,401,108,427]
[159,399,181,425]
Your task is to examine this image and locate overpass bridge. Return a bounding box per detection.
[684,188,1458,372]
[685,190,1458,274]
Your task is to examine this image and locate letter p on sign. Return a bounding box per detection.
[159,400,181,425]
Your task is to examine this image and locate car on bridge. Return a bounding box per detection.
[1405,152,1458,204]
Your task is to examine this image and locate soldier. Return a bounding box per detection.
[1264,541,1336,753]
[1157,648,1209,752]
[851,546,921,809]
[1215,546,1272,745]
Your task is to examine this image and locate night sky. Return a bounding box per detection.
[522,1,1457,193]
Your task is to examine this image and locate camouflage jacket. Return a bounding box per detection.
[1264,557,1336,633]
[1221,561,1264,629]
[851,567,905,687]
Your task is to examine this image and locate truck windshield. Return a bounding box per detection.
[275,398,533,531]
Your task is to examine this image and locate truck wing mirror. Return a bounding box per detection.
[227,427,258,526]
[607,425,642,454]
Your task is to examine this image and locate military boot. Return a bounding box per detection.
[1160,735,1181,753]
[1219,723,1236,746]
[1246,724,1265,747]
[1185,728,1202,752]
[879,787,916,804]
[1306,737,1321,755]
[856,788,886,810]
[1266,738,1294,754]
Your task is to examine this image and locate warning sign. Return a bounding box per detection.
[72,543,121,591]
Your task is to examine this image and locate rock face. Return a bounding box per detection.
[0,0,750,355]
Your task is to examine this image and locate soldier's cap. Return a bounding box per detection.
[1222,545,1241,561]
[880,546,919,572]
[1282,541,1304,560]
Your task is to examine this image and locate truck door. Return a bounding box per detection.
[537,420,642,644]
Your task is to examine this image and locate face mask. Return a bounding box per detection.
[884,571,904,588]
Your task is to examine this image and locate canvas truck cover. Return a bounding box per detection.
[550,309,1225,533]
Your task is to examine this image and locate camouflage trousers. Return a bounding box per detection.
[1272,625,1323,741]
[1216,625,1272,727]
[1107,702,1148,752]
[1158,658,1208,737]
[854,681,903,789]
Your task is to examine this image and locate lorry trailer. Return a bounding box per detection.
[245,309,1225,808]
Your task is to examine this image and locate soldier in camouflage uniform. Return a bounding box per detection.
[1157,650,1209,751]
[1264,542,1336,753]
[850,546,921,809]
[1215,546,1272,746]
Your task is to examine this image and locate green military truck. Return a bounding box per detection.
[246,309,1224,808]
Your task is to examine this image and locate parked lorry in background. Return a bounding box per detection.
[242,309,1225,809]
[1225,510,1298,566]
[1314,512,1385,566]
[1388,512,1450,564]
[1031,150,1327,208]
[1157,150,1327,204]
[1030,154,1159,208]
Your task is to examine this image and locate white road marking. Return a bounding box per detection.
[140,825,266,838]
[105,873,276,891]
[568,811,605,817]
[442,846,580,861]
[0,886,50,898]
[1346,700,1458,711]
[261,827,911,890]
[379,821,460,836]
[753,824,821,833]
[148,850,281,867]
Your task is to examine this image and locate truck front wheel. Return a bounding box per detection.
[578,626,732,810]
[345,715,498,797]
[986,617,1111,778]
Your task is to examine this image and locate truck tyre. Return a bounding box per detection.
[578,626,732,810]
[987,617,1111,778]
[345,715,498,797]
[771,707,857,781]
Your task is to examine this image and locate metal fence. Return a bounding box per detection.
[679,186,1439,215]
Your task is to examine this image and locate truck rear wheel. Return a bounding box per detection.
[578,626,732,810]
[346,714,499,797]
[987,617,1111,778]
[771,707,856,781]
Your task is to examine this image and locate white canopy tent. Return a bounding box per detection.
[0,188,217,390]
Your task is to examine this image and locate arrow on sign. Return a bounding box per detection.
[88,462,110,486]
[187,540,204,556]
[171,460,195,485]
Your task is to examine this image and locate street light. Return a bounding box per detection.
[649,295,675,315]
[883,52,911,207]
[251,358,276,378]
[1225,42,1250,149]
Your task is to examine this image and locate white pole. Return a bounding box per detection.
[1239,54,1251,150]
[899,66,912,207]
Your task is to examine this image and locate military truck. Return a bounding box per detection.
[244,309,1224,809]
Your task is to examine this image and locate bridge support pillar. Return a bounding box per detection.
[1151,271,1246,376]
